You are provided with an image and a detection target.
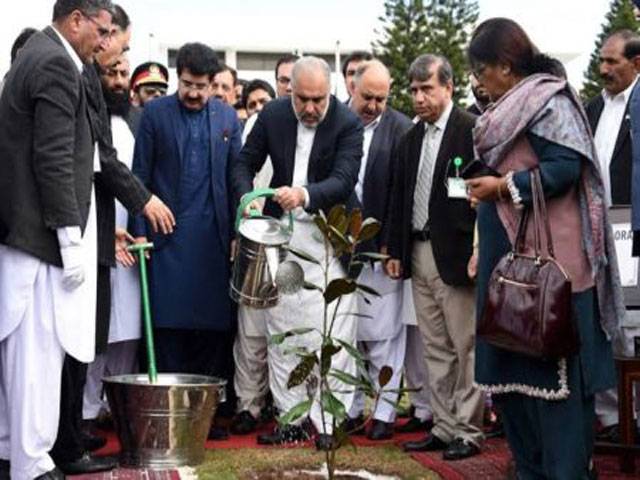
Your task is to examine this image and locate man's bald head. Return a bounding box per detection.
[350,59,391,125]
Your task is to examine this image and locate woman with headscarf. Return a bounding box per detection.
[465,18,624,478]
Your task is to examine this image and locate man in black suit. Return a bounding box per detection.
[48,4,174,474]
[586,30,637,207]
[0,2,115,479]
[386,54,483,460]
[586,29,640,443]
[231,56,363,450]
[341,59,412,441]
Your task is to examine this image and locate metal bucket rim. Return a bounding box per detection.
[103,373,227,387]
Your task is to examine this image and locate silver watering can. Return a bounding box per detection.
[230,188,297,308]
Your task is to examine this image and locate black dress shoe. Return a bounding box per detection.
[596,424,619,443]
[442,437,480,461]
[403,434,449,452]
[315,433,337,451]
[34,467,65,480]
[367,420,393,441]
[257,424,310,445]
[230,410,258,435]
[81,431,107,451]
[208,425,229,440]
[57,452,117,475]
[395,416,433,433]
[341,414,366,435]
[0,459,9,480]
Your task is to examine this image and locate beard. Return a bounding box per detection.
[103,87,131,117]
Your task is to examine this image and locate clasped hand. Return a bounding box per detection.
[465,176,506,208]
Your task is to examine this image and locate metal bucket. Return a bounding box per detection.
[103,373,226,468]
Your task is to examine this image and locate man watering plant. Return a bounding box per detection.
[231,56,364,451]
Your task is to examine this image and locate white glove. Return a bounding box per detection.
[57,227,85,291]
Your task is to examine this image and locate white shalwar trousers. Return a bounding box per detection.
[83,340,139,420]
[0,257,65,480]
[349,265,406,422]
[348,330,406,422]
[233,305,269,418]
[266,214,356,435]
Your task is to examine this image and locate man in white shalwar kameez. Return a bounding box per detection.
[0,2,115,478]
[343,61,412,440]
[231,56,364,451]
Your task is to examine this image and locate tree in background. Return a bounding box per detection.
[373,0,479,115]
[582,0,640,101]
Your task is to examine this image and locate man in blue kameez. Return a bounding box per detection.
[131,43,241,386]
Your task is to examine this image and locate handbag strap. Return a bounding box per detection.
[531,169,556,258]
[513,169,555,259]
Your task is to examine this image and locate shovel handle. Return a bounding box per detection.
[235,188,294,232]
[127,242,157,384]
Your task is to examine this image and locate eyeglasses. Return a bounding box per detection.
[179,78,209,92]
[471,63,487,79]
[81,12,112,40]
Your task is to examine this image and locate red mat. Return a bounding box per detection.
[82,420,640,479]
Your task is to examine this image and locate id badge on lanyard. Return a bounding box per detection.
[447,156,467,199]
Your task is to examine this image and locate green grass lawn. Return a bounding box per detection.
[196,445,439,480]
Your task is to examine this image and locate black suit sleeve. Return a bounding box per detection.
[80,66,151,216]
[386,138,407,260]
[306,116,364,212]
[231,112,269,203]
[31,53,83,229]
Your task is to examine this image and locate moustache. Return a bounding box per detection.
[600,73,614,82]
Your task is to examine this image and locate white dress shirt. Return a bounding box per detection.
[412,100,453,230]
[355,114,382,203]
[594,78,637,206]
[291,122,316,210]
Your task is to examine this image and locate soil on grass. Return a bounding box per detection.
[196,445,439,480]
[245,471,383,479]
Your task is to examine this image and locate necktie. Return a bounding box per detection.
[412,123,436,231]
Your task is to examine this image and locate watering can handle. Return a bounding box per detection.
[235,187,294,232]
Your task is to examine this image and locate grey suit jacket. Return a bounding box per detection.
[0,27,94,267]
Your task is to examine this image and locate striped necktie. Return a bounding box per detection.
[412,123,437,231]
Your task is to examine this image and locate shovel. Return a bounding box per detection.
[127,242,157,384]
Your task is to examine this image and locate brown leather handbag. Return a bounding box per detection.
[478,169,579,359]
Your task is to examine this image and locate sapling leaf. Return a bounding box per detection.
[269,327,315,345]
[320,343,342,376]
[355,252,390,262]
[349,209,363,238]
[324,278,357,304]
[278,399,312,426]
[303,281,323,292]
[329,369,362,386]
[327,205,346,228]
[358,218,381,243]
[286,245,321,265]
[378,365,393,388]
[355,283,381,297]
[321,391,346,424]
[287,354,317,389]
[335,338,366,370]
